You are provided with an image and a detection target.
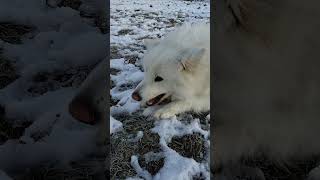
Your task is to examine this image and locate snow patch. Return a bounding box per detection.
[110,116,123,134]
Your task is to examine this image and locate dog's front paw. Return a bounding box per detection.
[153,106,178,119]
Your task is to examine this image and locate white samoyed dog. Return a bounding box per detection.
[132,23,210,119]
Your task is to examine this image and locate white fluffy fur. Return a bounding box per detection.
[134,23,210,119]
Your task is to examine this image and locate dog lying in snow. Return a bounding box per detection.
[131,23,210,119]
[68,59,107,145]
[214,0,320,179]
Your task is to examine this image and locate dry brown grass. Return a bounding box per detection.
[12,153,107,180]
[168,133,206,163]
[138,156,165,176]
[0,105,32,145]
[110,112,210,179]
[27,65,94,97]
[110,46,121,59]
[0,22,34,44]
[0,54,18,90]
[58,0,82,10]
[110,112,164,179]
[110,131,138,179]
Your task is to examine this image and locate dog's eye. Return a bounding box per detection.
[154,76,163,82]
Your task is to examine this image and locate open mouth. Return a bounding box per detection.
[146,93,171,106]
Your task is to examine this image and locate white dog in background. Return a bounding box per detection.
[132,23,210,119]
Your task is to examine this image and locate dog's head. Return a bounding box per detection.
[132,37,207,107]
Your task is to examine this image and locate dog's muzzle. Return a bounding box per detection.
[146,93,166,106]
[146,93,171,106]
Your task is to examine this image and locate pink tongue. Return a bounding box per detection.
[146,94,165,106]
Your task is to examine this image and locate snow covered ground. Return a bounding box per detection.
[0,0,210,179]
[0,0,107,179]
[110,0,210,179]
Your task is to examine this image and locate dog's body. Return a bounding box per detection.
[214,0,320,178]
[132,23,210,119]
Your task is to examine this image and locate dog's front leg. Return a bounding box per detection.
[154,100,199,119]
[153,100,192,119]
[153,96,209,119]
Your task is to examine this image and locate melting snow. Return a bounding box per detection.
[110,115,123,134]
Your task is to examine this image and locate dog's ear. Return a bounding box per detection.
[143,38,160,49]
[177,48,206,72]
[69,96,97,125]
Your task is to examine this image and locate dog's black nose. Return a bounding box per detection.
[132,91,142,101]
